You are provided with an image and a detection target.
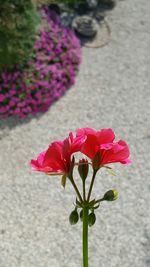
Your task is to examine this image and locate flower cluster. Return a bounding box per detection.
[31,126,131,258]
[31,128,131,178]
[0,7,81,118]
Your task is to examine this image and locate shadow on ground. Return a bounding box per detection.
[0,113,44,140]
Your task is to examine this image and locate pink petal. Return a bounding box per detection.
[97,128,115,144]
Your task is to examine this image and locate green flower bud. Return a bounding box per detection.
[78,159,89,182]
[103,189,118,201]
[69,209,79,225]
[88,212,96,227]
[80,209,83,222]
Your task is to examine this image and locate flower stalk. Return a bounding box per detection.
[87,169,97,202]
[69,174,83,203]
[83,206,89,267]
[83,179,86,201]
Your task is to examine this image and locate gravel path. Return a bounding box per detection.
[0,0,150,266]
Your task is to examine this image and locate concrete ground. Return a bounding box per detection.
[0,0,150,266]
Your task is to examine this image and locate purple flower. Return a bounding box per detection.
[0,94,5,102]
[0,8,81,119]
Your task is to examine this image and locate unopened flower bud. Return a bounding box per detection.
[88,212,96,227]
[78,159,89,181]
[103,189,118,201]
[92,151,101,171]
[69,209,79,225]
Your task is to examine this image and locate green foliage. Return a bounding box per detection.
[0,0,40,70]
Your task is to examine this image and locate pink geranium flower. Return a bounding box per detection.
[30,132,85,175]
[76,128,131,166]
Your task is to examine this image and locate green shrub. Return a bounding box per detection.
[0,0,40,70]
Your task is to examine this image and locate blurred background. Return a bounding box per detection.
[0,0,150,266]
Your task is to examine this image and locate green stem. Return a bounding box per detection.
[87,170,97,202]
[83,206,89,267]
[94,198,104,204]
[69,175,83,203]
[83,180,86,201]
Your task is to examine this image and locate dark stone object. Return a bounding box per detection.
[72,15,99,37]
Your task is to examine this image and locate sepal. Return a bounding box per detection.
[61,174,67,188]
[105,166,116,176]
[76,198,82,208]
[92,151,101,171]
[69,156,75,177]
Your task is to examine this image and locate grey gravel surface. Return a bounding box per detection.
[0,0,150,266]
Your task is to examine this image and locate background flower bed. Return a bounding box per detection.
[0,7,81,118]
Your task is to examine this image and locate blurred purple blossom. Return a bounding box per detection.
[0,7,81,118]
